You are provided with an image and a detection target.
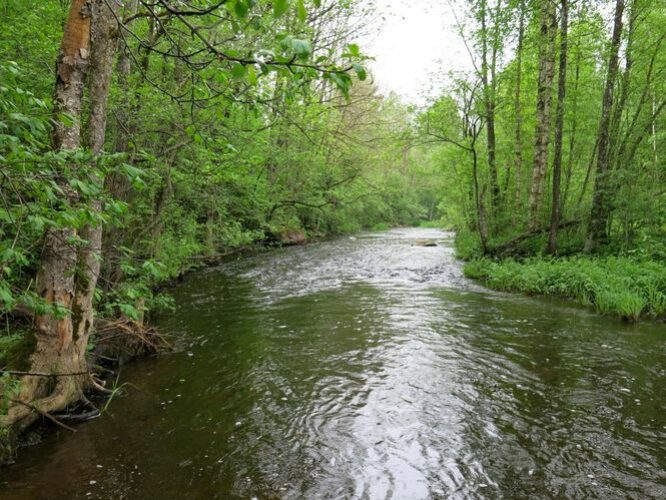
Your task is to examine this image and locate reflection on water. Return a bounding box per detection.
[1,228,665,499]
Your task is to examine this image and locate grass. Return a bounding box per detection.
[370,222,391,231]
[463,256,666,322]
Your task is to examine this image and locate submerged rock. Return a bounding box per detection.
[414,238,437,247]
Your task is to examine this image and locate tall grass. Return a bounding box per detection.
[464,256,666,322]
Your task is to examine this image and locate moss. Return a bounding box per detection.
[0,329,36,371]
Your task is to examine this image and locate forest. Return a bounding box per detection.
[0,0,664,471]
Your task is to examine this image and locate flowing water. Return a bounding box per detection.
[1,228,665,499]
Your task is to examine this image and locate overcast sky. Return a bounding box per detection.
[358,0,473,105]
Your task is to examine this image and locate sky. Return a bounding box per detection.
[358,0,474,105]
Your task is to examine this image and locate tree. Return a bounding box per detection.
[585,0,625,251]
[547,0,569,253]
[4,0,119,435]
[528,0,557,229]
[511,0,525,227]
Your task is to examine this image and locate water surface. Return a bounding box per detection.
[1,228,664,499]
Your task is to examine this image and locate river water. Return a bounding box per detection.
[1,228,664,499]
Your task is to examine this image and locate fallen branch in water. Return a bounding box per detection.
[10,399,77,433]
[53,409,100,422]
[95,318,172,352]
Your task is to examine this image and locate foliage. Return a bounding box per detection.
[0,0,436,335]
[418,0,665,259]
[464,256,666,321]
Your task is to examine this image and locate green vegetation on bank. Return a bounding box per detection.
[463,255,666,322]
[454,228,666,323]
[0,0,448,452]
[0,0,665,462]
[420,0,666,324]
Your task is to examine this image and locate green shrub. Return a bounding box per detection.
[371,222,390,231]
[455,230,483,260]
[463,256,666,322]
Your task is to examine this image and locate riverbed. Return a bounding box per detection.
[1,228,664,498]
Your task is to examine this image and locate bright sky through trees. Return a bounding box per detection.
[361,0,472,104]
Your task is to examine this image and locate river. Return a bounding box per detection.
[1,228,664,499]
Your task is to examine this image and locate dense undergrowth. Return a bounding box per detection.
[455,230,666,322]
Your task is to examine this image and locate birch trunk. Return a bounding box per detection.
[528,0,557,229]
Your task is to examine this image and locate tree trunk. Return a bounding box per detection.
[480,0,500,212]
[472,140,489,253]
[2,0,118,436]
[584,0,625,251]
[528,0,557,230]
[512,0,525,227]
[547,0,568,254]
[561,42,581,214]
[101,4,153,288]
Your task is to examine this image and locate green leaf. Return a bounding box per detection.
[246,65,258,85]
[290,38,311,58]
[231,63,247,79]
[313,0,321,6]
[234,0,249,18]
[297,0,307,21]
[353,63,367,81]
[330,72,352,98]
[273,0,289,18]
[347,44,360,57]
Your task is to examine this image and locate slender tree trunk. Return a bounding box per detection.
[561,43,581,214]
[652,91,658,166]
[102,5,155,288]
[547,0,568,253]
[74,0,119,349]
[471,136,489,253]
[585,0,625,251]
[480,0,500,212]
[512,0,525,227]
[528,0,557,229]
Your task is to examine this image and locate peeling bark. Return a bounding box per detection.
[2,0,118,439]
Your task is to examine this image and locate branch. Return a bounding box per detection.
[10,399,77,433]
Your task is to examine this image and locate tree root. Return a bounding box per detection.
[10,399,76,433]
[90,377,113,395]
[53,409,100,422]
[95,317,172,352]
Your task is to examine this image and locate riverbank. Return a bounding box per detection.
[0,225,391,463]
[462,256,666,322]
[3,227,664,499]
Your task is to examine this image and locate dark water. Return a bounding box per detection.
[1,228,665,499]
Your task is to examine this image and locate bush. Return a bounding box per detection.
[455,230,483,260]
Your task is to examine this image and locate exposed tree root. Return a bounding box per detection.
[90,376,113,395]
[95,317,172,355]
[10,399,77,433]
[53,409,100,422]
[1,314,172,464]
